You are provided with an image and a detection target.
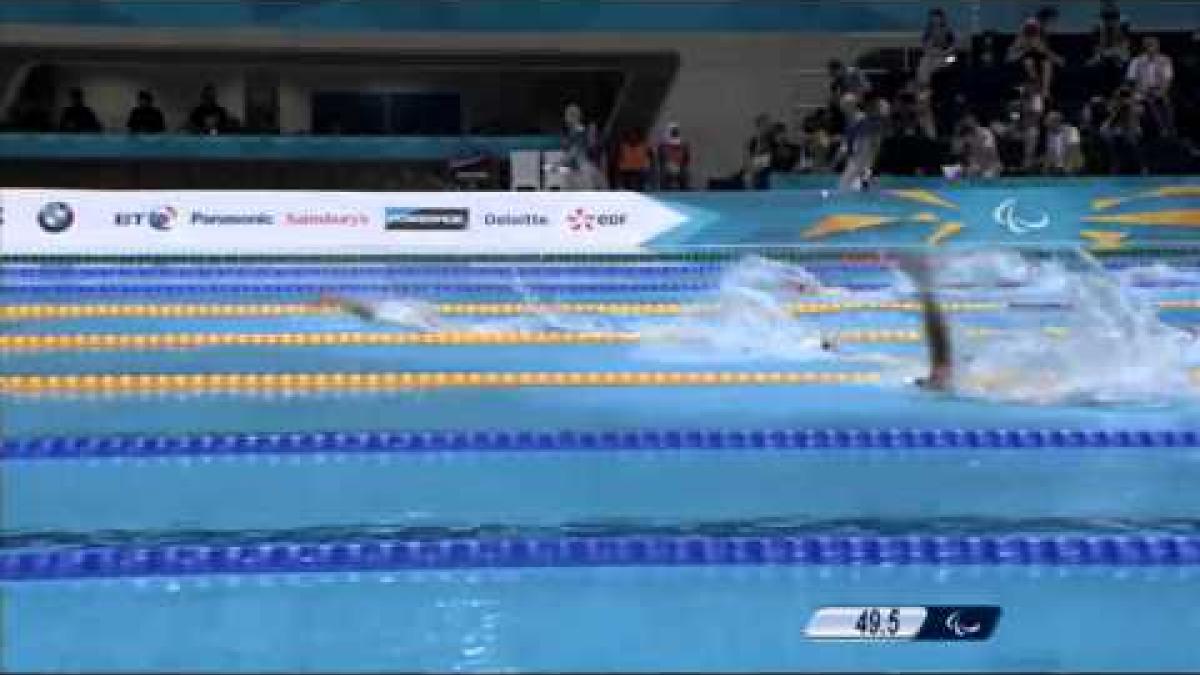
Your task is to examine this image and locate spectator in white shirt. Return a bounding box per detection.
[1041,111,1084,175]
[1126,36,1175,135]
[953,114,1002,178]
[1127,36,1173,95]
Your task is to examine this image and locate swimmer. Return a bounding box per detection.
[896,255,953,391]
[313,294,378,321]
[312,294,445,330]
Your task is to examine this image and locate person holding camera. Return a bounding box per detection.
[1101,85,1145,174]
[1006,17,1064,98]
[917,8,958,88]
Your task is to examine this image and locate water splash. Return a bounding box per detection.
[636,256,838,362]
[944,250,1197,406]
[889,249,1071,299]
[372,299,447,331]
[1115,262,1200,286]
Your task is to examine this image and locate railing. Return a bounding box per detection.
[1,1,1196,33]
[0,133,559,161]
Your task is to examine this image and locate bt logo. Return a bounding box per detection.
[115,206,179,231]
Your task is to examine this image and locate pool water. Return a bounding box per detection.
[3,253,1200,672]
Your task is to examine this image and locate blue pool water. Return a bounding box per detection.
[3,253,1200,672]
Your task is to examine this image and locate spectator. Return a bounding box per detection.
[656,122,692,190]
[1087,4,1132,95]
[1080,94,1115,172]
[834,94,885,191]
[615,128,653,191]
[1006,17,1064,97]
[953,114,1002,178]
[1041,111,1084,175]
[126,90,166,134]
[796,109,834,173]
[3,98,53,132]
[1176,30,1200,146]
[967,31,1012,125]
[917,8,958,88]
[827,59,872,133]
[1127,36,1175,136]
[1016,77,1047,172]
[828,59,872,101]
[769,122,801,173]
[1101,84,1145,174]
[883,83,941,175]
[187,84,232,134]
[560,102,606,190]
[744,113,777,190]
[59,88,102,133]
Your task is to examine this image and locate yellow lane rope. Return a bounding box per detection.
[0,371,882,394]
[0,326,1131,352]
[0,331,641,351]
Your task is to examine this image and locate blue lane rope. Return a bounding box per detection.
[0,283,718,296]
[5,262,1197,279]
[3,264,724,279]
[5,281,1200,296]
[5,428,1198,460]
[4,534,1200,580]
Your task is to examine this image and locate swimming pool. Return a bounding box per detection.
[4,250,1200,672]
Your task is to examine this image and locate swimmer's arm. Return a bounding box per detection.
[898,255,953,389]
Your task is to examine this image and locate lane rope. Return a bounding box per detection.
[0,300,1016,320]
[2,326,1176,352]
[5,534,1200,580]
[7,261,1194,279]
[6,427,1198,460]
[4,299,1200,321]
[0,371,882,394]
[6,281,1200,296]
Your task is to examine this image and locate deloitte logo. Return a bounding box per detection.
[38,202,75,233]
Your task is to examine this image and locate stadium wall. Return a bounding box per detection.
[22,30,911,182]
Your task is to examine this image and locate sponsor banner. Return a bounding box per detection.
[0,189,685,255]
[1,179,1196,256]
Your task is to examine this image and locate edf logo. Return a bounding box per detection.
[566,208,627,231]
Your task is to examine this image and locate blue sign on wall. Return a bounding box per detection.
[651,178,1200,251]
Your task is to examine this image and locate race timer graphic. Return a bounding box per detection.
[805,606,1002,642]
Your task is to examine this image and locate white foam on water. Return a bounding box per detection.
[371,299,447,331]
[888,249,1071,300]
[1115,262,1200,286]
[945,251,1197,406]
[635,255,840,363]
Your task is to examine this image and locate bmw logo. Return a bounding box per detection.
[38,202,75,233]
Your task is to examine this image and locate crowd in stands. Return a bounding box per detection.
[3,1,1196,191]
[743,1,1199,189]
[3,83,246,135]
